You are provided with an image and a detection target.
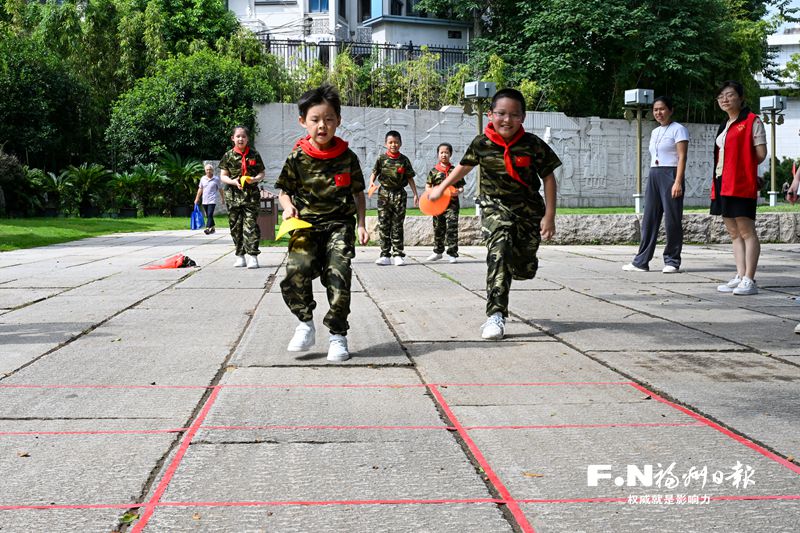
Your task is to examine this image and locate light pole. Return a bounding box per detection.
[463,81,497,217]
[623,89,654,214]
[760,95,787,207]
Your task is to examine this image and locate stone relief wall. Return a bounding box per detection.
[255,103,722,208]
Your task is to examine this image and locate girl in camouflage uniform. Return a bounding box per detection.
[276,84,369,362]
[429,89,561,340]
[219,126,266,269]
[425,142,465,263]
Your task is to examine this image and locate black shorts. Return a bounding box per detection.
[710,178,757,220]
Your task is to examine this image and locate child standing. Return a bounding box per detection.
[276,84,369,362]
[369,131,419,266]
[219,126,266,269]
[425,142,465,263]
[194,163,225,235]
[429,88,561,340]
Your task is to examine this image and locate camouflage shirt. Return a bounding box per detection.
[426,166,465,188]
[219,146,266,205]
[372,153,416,190]
[461,132,561,207]
[276,147,365,224]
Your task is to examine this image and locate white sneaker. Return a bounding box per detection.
[662,265,679,274]
[480,312,505,340]
[393,256,406,266]
[246,254,259,269]
[733,277,758,295]
[447,254,458,264]
[717,275,742,293]
[426,253,442,262]
[375,256,392,266]
[794,323,800,334]
[327,334,350,362]
[287,321,315,351]
[622,263,648,272]
[233,255,246,267]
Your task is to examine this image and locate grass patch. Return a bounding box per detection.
[0,217,223,252]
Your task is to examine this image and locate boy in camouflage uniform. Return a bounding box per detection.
[429,89,561,340]
[219,126,266,269]
[368,131,419,266]
[425,142,465,263]
[276,84,369,362]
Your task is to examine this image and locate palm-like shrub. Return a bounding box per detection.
[63,163,113,216]
[158,152,204,209]
[131,163,167,214]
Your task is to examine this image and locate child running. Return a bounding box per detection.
[276,84,369,362]
[425,142,465,263]
[369,131,419,266]
[219,126,266,268]
[429,88,561,340]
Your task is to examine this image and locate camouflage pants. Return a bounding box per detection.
[481,195,544,318]
[280,220,355,335]
[226,189,260,256]
[377,188,407,257]
[432,196,460,256]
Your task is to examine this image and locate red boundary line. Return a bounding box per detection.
[0,381,632,390]
[4,494,798,512]
[0,421,703,437]
[427,384,535,533]
[628,383,800,476]
[130,386,221,532]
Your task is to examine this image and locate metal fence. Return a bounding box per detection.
[256,35,470,73]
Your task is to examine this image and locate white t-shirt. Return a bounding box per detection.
[714,116,767,178]
[648,122,689,167]
[199,175,222,204]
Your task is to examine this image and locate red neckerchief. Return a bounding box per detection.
[435,162,453,175]
[484,123,527,186]
[295,136,349,159]
[233,145,250,178]
[386,150,401,159]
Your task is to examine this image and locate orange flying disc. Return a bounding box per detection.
[239,175,252,187]
[419,188,452,216]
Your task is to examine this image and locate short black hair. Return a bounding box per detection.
[385,130,402,142]
[653,96,673,111]
[298,83,342,119]
[232,125,249,136]
[437,142,453,154]
[490,88,526,115]
[717,80,744,98]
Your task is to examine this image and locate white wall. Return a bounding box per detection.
[378,21,468,48]
[254,103,721,208]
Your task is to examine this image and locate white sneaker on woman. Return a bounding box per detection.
[717,275,742,293]
[732,277,758,295]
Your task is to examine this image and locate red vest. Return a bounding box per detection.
[712,111,759,200]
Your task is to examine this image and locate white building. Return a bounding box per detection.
[227,0,471,48]
[756,27,800,164]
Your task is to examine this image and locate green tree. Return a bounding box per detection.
[105,49,276,168]
[0,31,91,169]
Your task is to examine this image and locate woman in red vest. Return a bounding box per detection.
[711,81,767,295]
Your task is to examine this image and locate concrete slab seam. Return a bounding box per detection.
[427,384,536,533]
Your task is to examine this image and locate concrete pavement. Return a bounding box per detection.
[0,230,799,532]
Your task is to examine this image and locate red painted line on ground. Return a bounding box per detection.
[463,422,706,430]
[0,502,138,511]
[0,384,207,390]
[131,386,221,532]
[200,424,455,432]
[156,498,505,508]
[0,381,632,391]
[518,497,628,504]
[0,428,188,437]
[427,384,535,533]
[628,383,800,476]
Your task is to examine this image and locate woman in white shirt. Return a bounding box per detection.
[194,164,224,234]
[623,96,689,273]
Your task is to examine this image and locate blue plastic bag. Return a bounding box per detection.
[190,205,204,230]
